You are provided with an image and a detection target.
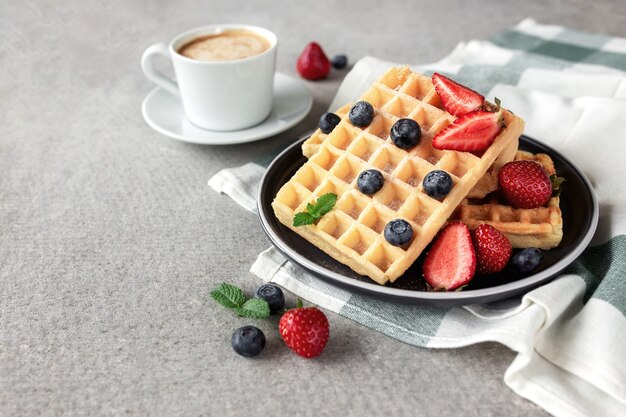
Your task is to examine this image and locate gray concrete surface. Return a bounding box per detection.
[1,0,624,415]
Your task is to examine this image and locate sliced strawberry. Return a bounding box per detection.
[432,110,504,152]
[498,160,553,209]
[422,222,476,291]
[432,73,484,116]
[472,224,512,274]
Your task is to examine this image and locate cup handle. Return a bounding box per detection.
[141,43,179,96]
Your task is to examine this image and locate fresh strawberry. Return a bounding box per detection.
[279,301,329,358]
[432,73,485,116]
[432,110,504,152]
[498,160,553,209]
[472,224,512,274]
[296,42,330,80]
[422,222,476,291]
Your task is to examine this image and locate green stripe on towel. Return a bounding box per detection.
[566,235,626,315]
[492,30,626,71]
[340,295,448,346]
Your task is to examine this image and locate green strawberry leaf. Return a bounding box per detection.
[210,283,246,309]
[313,193,337,217]
[494,97,501,111]
[293,212,316,227]
[550,174,566,197]
[235,298,270,319]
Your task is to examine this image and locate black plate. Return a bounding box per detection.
[257,134,598,306]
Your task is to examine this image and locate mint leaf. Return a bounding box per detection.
[306,202,319,217]
[235,298,270,319]
[293,212,315,227]
[293,193,337,227]
[314,193,337,217]
[210,283,246,309]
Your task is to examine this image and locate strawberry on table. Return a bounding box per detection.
[432,109,504,152]
[422,222,476,291]
[432,73,485,116]
[296,42,331,80]
[279,300,329,358]
[498,160,554,209]
[472,224,512,274]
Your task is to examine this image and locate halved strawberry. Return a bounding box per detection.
[432,73,484,116]
[432,110,504,152]
[422,222,476,291]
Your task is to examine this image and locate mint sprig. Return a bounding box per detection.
[235,298,270,318]
[210,283,270,319]
[293,193,337,227]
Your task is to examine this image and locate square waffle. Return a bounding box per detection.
[272,66,525,284]
[452,151,563,249]
[303,112,520,199]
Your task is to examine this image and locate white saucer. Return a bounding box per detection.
[141,72,312,145]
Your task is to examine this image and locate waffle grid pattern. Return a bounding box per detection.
[454,151,563,249]
[273,67,525,284]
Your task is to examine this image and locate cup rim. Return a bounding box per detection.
[169,24,278,65]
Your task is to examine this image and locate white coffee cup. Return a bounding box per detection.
[142,24,278,131]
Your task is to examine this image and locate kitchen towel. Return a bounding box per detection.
[209,19,626,417]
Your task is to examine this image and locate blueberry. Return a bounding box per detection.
[331,54,348,69]
[357,169,384,195]
[255,284,285,314]
[349,101,375,127]
[390,118,421,149]
[512,248,543,274]
[318,112,341,134]
[231,325,266,357]
[422,170,453,199]
[384,219,413,246]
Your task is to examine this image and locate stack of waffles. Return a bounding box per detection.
[272,66,562,285]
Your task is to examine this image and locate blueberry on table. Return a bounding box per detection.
[331,54,348,69]
[231,325,266,357]
[349,101,375,127]
[512,248,543,274]
[390,118,421,149]
[384,219,413,246]
[357,169,384,195]
[255,284,285,314]
[318,112,341,134]
[423,170,453,199]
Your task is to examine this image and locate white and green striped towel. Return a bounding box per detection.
[209,19,626,417]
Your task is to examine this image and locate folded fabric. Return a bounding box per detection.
[209,19,626,417]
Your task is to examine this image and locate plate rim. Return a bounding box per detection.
[257,132,599,303]
[141,72,313,145]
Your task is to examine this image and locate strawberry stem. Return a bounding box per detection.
[296,298,303,309]
[550,174,566,197]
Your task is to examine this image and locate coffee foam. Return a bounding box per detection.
[178,30,270,62]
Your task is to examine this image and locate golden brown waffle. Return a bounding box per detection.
[468,136,519,198]
[303,103,351,159]
[453,151,563,249]
[272,66,525,284]
[303,110,519,198]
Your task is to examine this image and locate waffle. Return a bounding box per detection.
[302,110,520,199]
[272,66,525,284]
[303,103,352,159]
[452,151,563,249]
